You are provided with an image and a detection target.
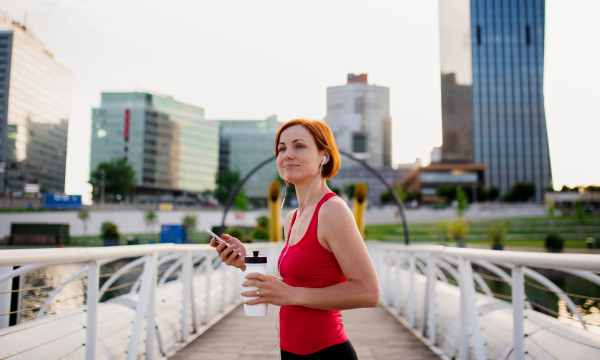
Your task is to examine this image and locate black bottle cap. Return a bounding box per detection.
[244,250,267,264]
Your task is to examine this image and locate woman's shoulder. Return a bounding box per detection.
[319,194,353,221]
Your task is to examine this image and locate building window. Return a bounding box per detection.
[477,25,481,45]
[354,97,364,114]
[526,25,531,45]
[352,133,367,153]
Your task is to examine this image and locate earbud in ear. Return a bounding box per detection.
[321,156,326,166]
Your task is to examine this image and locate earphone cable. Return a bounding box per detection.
[278,159,324,273]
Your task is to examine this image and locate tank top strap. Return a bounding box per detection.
[286,192,338,246]
[304,192,338,242]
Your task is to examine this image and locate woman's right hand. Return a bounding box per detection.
[209,233,247,271]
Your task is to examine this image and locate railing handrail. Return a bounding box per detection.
[0,242,279,266]
[366,242,600,272]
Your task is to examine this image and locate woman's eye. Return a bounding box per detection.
[295,144,304,149]
[278,147,286,152]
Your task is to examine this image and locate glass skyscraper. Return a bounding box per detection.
[216,116,281,200]
[90,92,219,203]
[438,0,552,201]
[0,14,72,194]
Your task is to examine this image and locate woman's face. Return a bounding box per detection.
[277,125,326,185]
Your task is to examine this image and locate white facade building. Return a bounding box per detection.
[324,74,391,168]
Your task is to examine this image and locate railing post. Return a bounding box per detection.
[85,261,100,360]
[205,256,212,324]
[408,253,416,328]
[458,257,470,360]
[182,251,195,341]
[512,265,525,360]
[0,267,12,330]
[381,253,389,305]
[221,262,227,312]
[190,255,200,333]
[394,253,402,316]
[459,257,486,360]
[146,254,157,360]
[426,254,437,345]
[127,253,158,360]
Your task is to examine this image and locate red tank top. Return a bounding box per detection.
[278,192,348,355]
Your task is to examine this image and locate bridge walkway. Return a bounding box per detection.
[170,305,441,360]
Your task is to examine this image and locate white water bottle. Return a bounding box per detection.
[242,250,268,316]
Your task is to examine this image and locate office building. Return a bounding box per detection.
[396,163,485,203]
[325,74,392,168]
[0,13,72,194]
[90,92,219,203]
[438,0,552,201]
[216,116,281,201]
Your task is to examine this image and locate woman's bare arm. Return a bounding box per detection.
[287,198,380,310]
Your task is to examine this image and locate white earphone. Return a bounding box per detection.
[278,154,327,273]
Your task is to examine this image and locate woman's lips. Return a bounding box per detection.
[284,165,299,169]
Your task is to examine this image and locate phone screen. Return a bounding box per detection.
[205,229,228,245]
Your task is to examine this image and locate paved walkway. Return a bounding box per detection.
[170,305,441,360]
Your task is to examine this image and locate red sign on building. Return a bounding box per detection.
[124,109,130,141]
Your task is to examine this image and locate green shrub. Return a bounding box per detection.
[448,218,469,242]
[486,223,507,247]
[544,233,564,253]
[251,228,270,241]
[256,216,269,229]
[226,227,245,242]
[429,220,449,243]
[101,222,120,239]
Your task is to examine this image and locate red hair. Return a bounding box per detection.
[275,119,341,181]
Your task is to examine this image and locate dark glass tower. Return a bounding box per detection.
[471,0,552,201]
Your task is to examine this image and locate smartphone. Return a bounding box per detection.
[205,229,229,246]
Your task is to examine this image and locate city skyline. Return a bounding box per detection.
[0,1,597,202]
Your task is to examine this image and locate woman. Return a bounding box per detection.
[210,119,380,359]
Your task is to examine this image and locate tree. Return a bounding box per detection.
[456,187,468,218]
[343,183,357,200]
[251,216,270,241]
[428,220,449,243]
[502,182,536,202]
[448,218,469,245]
[546,201,555,232]
[487,222,507,250]
[234,190,249,211]
[89,158,137,202]
[77,209,90,240]
[144,209,158,241]
[488,187,500,201]
[574,200,585,239]
[214,169,241,205]
[182,214,197,243]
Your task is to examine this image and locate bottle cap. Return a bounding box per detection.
[244,250,267,264]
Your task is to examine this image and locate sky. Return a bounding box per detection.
[0,0,598,201]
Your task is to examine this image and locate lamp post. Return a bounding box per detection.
[100,168,105,208]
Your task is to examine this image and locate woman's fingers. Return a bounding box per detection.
[224,248,241,265]
[219,243,235,262]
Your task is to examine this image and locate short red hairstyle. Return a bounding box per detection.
[275,119,341,180]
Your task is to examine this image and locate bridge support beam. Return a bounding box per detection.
[458,257,486,360]
[127,253,158,360]
[85,261,100,360]
[426,254,437,345]
[512,265,525,360]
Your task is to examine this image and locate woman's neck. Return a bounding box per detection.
[294,177,328,209]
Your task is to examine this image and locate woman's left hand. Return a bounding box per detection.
[241,273,295,306]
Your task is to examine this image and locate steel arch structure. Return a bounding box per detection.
[218,151,410,244]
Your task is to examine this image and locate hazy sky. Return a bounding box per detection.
[0,0,598,200]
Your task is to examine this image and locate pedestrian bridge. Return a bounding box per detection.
[0,243,599,360]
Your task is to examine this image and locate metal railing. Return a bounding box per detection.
[367,243,600,360]
[0,243,283,360]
